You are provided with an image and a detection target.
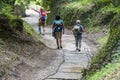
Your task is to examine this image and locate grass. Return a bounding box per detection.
[87,26,101,33]
[23,21,45,44]
[23,22,37,35]
[84,38,120,80]
[98,35,108,44]
[86,56,120,80]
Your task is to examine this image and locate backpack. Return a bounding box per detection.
[40,16,46,22]
[54,20,63,32]
[40,11,47,22]
[73,24,83,34]
[41,11,46,16]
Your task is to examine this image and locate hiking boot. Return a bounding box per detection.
[57,47,59,49]
[78,49,81,52]
[76,48,79,51]
[60,46,62,49]
[76,48,80,52]
[42,33,45,36]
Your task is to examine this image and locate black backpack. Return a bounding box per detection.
[54,20,63,32]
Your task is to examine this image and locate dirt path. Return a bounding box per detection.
[20,9,95,80]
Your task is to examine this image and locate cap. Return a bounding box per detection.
[40,7,44,11]
[76,20,80,23]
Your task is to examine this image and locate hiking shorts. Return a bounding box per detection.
[38,19,46,27]
[54,32,62,39]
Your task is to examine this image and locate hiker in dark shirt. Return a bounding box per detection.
[52,15,65,49]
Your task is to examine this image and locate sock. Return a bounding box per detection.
[38,27,41,33]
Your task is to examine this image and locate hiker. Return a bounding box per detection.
[52,15,65,49]
[32,7,50,35]
[72,20,86,51]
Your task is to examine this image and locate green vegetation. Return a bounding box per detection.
[98,35,108,45]
[83,39,120,80]
[0,13,24,35]
[86,61,120,80]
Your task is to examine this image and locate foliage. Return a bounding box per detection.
[83,38,120,80]
[0,2,13,14]
[0,0,16,6]
[0,13,12,32]
[86,61,120,80]
[98,35,108,44]
[23,22,37,36]
[15,0,30,8]
[46,0,95,27]
[0,13,24,34]
[44,0,120,29]
[82,12,120,80]
[11,18,24,32]
[87,26,101,33]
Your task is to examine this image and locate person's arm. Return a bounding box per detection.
[82,28,86,32]
[52,24,55,29]
[81,25,86,32]
[62,24,65,34]
[46,11,51,14]
[61,20,65,34]
[72,26,74,32]
[31,8,40,13]
[52,20,55,29]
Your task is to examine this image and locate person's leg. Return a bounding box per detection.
[38,19,42,34]
[42,21,46,35]
[38,27,41,34]
[78,34,82,51]
[59,32,62,48]
[56,38,59,49]
[59,38,63,49]
[74,35,79,50]
[55,32,59,49]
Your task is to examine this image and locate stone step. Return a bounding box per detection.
[48,72,82,80]
[58,63,83,73]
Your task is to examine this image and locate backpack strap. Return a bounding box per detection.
[79,24,83,32]
[54,20,63,26]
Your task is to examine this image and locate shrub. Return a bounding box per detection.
[0,13,24,34]
[11,18,24,32]
[0,13,12,32]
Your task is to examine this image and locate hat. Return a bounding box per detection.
[40,7,44,11]
[76,20,80,23]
